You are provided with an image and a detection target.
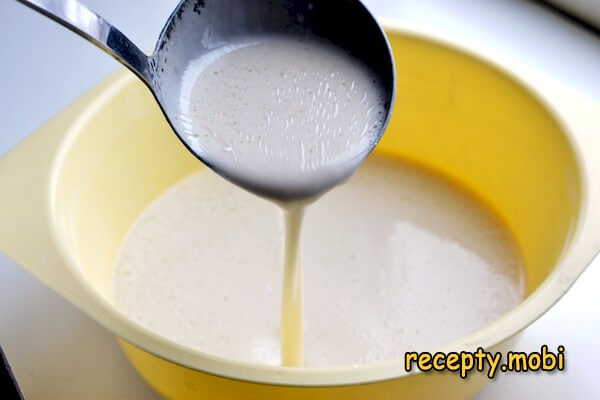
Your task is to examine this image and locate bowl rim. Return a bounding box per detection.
[47,19,593,387]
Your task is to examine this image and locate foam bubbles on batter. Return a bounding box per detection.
[112,155,525,367]
[177,35,387,199]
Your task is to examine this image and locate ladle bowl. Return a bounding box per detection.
[16,0,396,199]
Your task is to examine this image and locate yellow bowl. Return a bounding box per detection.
[1,23,599,399]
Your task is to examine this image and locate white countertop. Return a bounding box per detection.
[1,1,599,398]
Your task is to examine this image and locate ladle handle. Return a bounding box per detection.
[15,0,152,84]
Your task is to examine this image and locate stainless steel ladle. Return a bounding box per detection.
[16,0,395,200]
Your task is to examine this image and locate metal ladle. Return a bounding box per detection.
[16,0,395,200]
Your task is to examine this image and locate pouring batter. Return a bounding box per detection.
[176,35,387,366]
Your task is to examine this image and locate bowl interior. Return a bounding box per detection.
[53,29,581,365]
